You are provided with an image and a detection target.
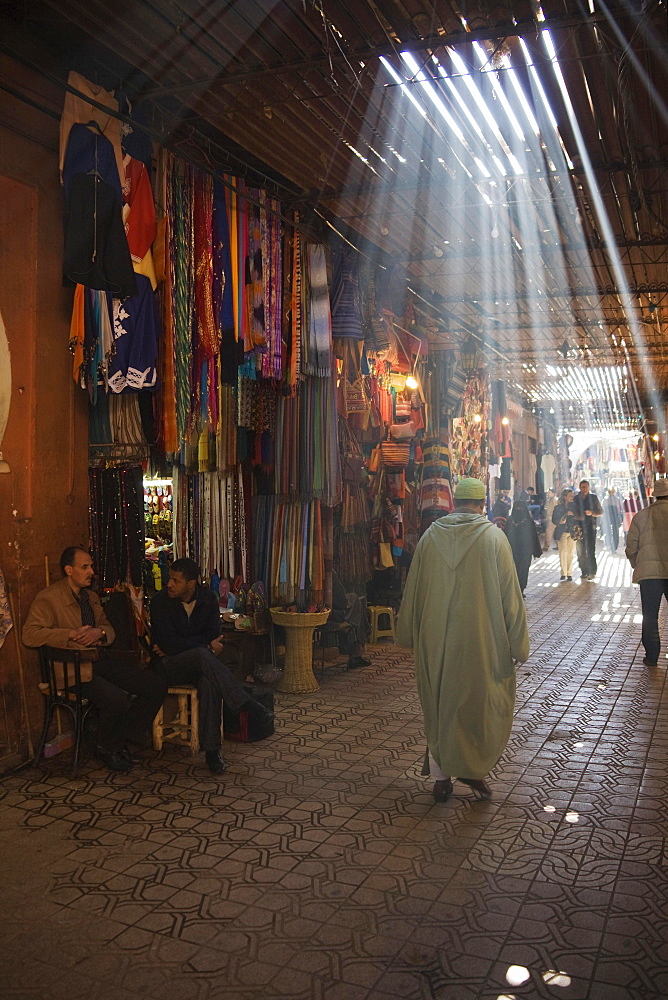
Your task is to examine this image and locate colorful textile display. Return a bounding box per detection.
[421,434,454,514]
[69,286,113,395]
[252,496,328,607]
[66,136,357,608]
[274,374,341,505]
[172,465,250,582]
[450,374,490,480]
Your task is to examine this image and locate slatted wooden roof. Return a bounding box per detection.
[2,0,667,426]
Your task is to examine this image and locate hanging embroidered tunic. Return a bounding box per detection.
[107,275,159,392]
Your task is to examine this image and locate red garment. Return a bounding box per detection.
[123,155,157,263]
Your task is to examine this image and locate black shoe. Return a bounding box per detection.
[348,656,372,669]
[643,657,658,667]
[205,751,229,774]
[457,777,492,799]
[120,746,141,764]
[433,779,453,802]
[243,700,275,727]
[560,576,566,581]
[567,576,573,581]
[97,747,133,773]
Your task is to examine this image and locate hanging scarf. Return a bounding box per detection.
[69,283,85,383]
[303,244,332,377]
[213,179,243,384]
[193,171,219,359]
[247,192,266,350]
[170,159,194,446]
[260,191,283,380]
[288,226,301,390]
[159,168,178,452]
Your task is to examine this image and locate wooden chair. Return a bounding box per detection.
[152,685,201,753]
[33,646,98,777]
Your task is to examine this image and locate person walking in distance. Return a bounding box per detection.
[573,479,603,580]
[622,489,643,543]
[602,487,623,553]
[543,488,558,551]
[397,478,529,802]
[505,500,542,597]
[625,478,668,666]
[552,488,578,581]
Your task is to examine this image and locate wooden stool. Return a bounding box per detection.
[368,606,396,643]
[152,685,201,754]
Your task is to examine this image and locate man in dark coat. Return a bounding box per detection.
[573,480,603,580]
[150,558,273,774]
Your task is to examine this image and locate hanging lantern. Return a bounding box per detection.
[460,335,480,375]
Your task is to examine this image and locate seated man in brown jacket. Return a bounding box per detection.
[22,546,167,772]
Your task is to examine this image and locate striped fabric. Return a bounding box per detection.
[445,363,468,416]
[330,248,363,340]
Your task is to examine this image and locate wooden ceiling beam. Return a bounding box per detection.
[316,160,668,201]
[400,237,668,260]
[137,9,621,98]
[425,284,668,303]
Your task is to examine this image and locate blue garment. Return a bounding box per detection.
[117,95,154,168]
[213,180,242,383]
[62,123,122,202]
[107,275,159,393]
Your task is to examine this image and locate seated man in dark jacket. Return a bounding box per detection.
[150,558,273,774]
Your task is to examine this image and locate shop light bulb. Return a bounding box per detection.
[405,374,418,389]
[654,452,660,461]
[473,413,482,423]
[501,416,510,425]
[652,434,659,442]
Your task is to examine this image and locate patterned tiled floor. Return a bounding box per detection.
[2,547,667,1000]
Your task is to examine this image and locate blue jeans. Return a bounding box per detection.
[576,526,597,577]
[639,579,668,663]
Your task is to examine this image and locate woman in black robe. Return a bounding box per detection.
[505,500,543,595]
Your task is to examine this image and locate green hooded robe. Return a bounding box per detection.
[397,512,530,779]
